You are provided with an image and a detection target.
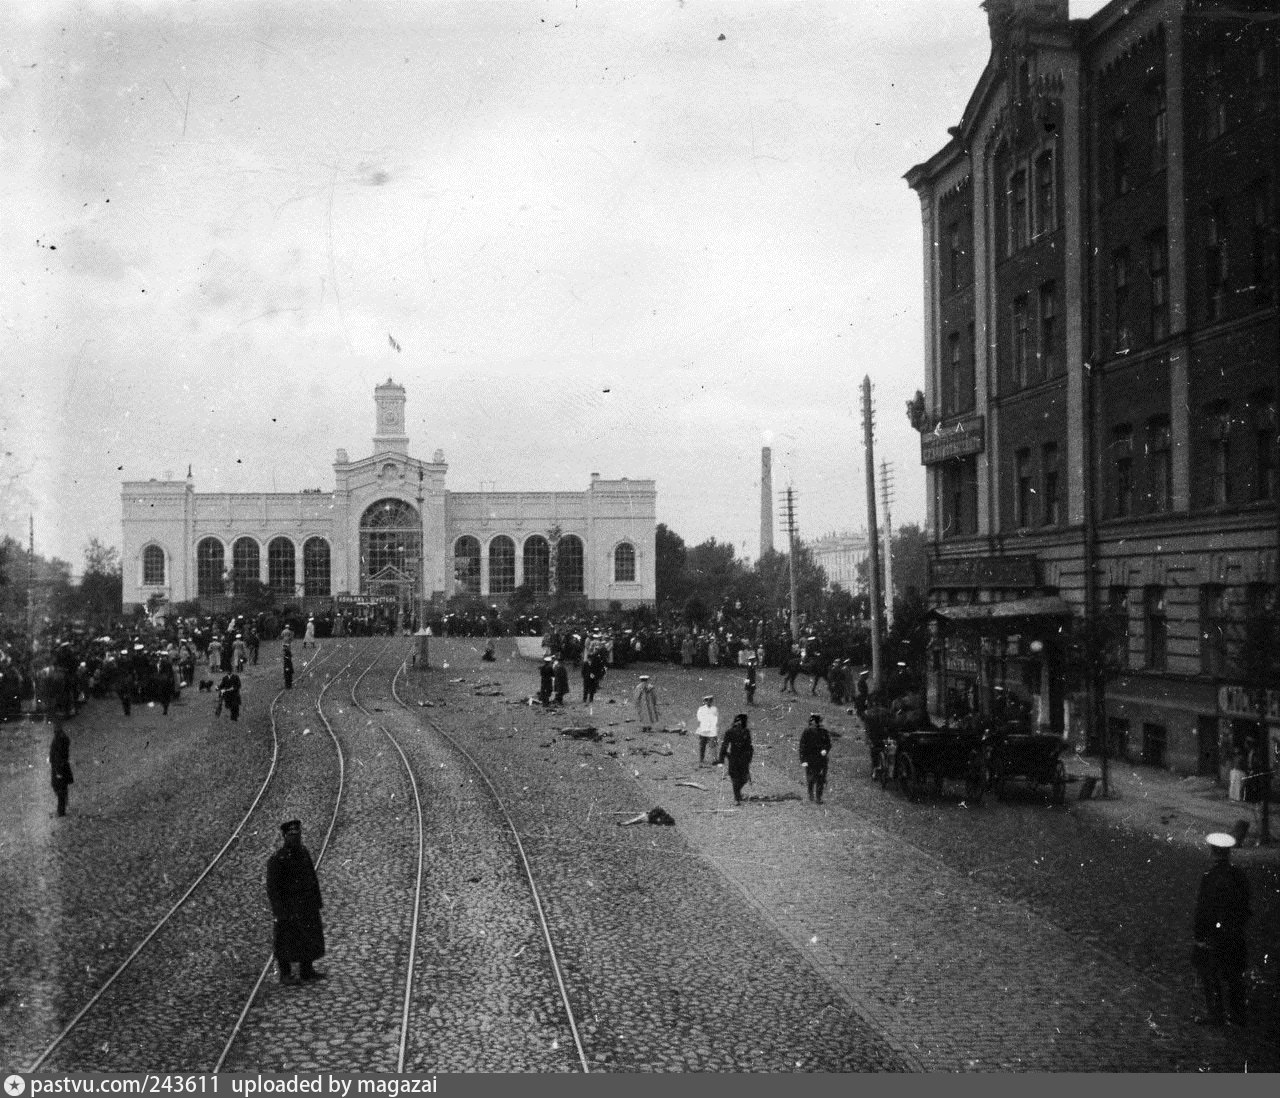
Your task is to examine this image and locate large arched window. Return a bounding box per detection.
[268,537,296,596]
[557,534,584,595]
[303,538,331,597]
[142,544,166,586]
[614,542,636,583]
[231,538,260,595]
[488,536,515,595]
[359,499,421,592]
[523,536,550,597]
[196,538,225,598]
[454,536,481,595]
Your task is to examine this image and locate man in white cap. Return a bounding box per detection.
[1192,832,1251,1026]
[695,694,719,765]
[634,674,659,733]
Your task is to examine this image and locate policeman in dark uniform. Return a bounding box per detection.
[1192,831,1251,1026]
[282,642,294,690]
[717,714,754,804]
[217,669,242,720]
[49,721,73,817]
[799,713,832,804]
[538,656,554,706]
[266,820,326,985]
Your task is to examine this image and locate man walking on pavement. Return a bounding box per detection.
[695,694,719,765]
[217,668,242,721]
[282,641,294,690]
[49,720,73,817]
[1192,831,1251,1027]
[718,713,754,804]
[266,820,327,986]
[634,673,660,733]
[799,712,832,804]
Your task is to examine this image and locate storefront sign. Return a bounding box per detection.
[921,415,985,465]
[1218,684,1280,723]
[334,594,398,607]
[929,555,1038,590]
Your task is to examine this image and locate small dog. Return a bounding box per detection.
[198,679,215,692]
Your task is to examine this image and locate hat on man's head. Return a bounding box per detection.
[1206,832,1236,849]
[703,694,714,702]
[280,819,302,836]
[809,713,822,722]
[639,674,650,680]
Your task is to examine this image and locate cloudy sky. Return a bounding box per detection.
[2,0,1109,575]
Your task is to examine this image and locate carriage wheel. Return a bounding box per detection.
[1051,760,1067,806]
[965,751,987,806]
[897,754,919,801]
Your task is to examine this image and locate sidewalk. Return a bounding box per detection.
[1063,750,1280,862]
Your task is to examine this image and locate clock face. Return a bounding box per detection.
[380,407,397,428]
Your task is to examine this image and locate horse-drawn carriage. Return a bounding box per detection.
[985,730,1068,804]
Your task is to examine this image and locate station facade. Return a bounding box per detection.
[906,0,1277,780]
[121,380,657,618]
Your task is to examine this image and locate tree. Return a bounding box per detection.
[79,538,123,622]
[654,523,688,608]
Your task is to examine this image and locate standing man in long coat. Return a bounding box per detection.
[49,721,73,817]
[799,713,833,804]
[267,819,326,985]
[217,669,242,721]
[634,674,660,732]
[1192,831,1251,1026]
[718,713,754,804]
[282,642,294,690]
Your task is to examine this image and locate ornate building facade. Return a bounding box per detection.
[121,380,656,617]
[906,0,1277,779]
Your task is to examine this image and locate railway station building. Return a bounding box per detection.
[121,379,657,620]
[906,0,1278,783]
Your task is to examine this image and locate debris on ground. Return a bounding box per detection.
[675,780,707,790]
[631,743,674,757]
[742,792,803,803]
[617,806,676,826]
[559,726,603,741]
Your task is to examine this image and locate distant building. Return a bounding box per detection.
[121,380,656,618]
[807,531,871,592]
[906,0,1277,779]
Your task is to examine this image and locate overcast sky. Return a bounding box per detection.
[1,0,1110,575]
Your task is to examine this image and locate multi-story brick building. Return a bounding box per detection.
[906,0,1277,781]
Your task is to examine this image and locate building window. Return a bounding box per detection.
[142,545,165,586]
[454,536,481,595]
[1013,294,1030,387]
[1008,169,1029,254]
[231,537,259,596]
[1251,389,1277,502]
[1200,584,1230,677]
[488,535,515,595]
[1108,586,1130,670]
[1041,442,1060,526]
[614,542,636,583]
[1249,179,1276,303]
[360,499,422,592]
[1207,401,1231,506]
[1112,248,1131,353]
[1112,424,1134,518]
[556,534,585,595]
[523,535,550,597]
[1245,583,1277,658]
[1015,447,1033,528]
[947,332,962,417]
[303,537,330,597]
[966,321,977,410]
[1204,47,1227,141]
[1150,78,1167,168]
[948,222,963,292]
[1110,108,1130,197]
[268,537,295,597]
[196,538,224,598]
[1038,280,1057,377]
[1145,415,1171,513]
[1034,149,1056,236]
[1148,229,1169,342]
[940,456,978,538]
[1144,586,1167,672]
[1205,207,1228,323]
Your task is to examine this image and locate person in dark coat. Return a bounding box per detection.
[538,657,554,706]
[282,643,294,690]
[217,670,242,721]
[779,648,801,694]
[552,658,569,705]
[743,657,757,706]
[718,713,754,804]
[266,819,326,985]
[49,721,73,817]
[1192,831,1251,1026]
[799,713,833,804]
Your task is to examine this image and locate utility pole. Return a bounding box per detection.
[782,487,800,644]
[879,460,896,634]
[27,514,35,656]
[861,377,884,694]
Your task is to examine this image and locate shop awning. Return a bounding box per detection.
[930,596,1073,624]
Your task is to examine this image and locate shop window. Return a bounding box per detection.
[614,542,636,583]
[1144,586,1167,671]
[1107,717,1130,761]
[142,544,165,586]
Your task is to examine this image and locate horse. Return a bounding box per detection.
[802,652,832,697]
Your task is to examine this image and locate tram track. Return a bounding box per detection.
[24,641,359,1072]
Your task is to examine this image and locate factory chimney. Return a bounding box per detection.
[760,447,774,556]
